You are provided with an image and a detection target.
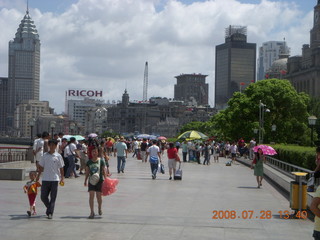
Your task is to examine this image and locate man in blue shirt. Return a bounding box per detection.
[114,136,128,173]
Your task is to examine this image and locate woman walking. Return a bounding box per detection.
[167,142,179,180]
[251,148,265,188]
[84,147,107,219]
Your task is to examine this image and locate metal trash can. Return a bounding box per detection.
[290,172,308,211]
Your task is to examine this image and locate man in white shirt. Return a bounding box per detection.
[132,139,139,158]
[249,138,256,160]
[32,133,41,166]
[230,142,238,163]
[146,140,161,179]
[65,137,80,178]
[37,139,64,219]
[34,132,49,171]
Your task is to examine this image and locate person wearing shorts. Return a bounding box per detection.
[167,142,179,180]
[84,147,107,219]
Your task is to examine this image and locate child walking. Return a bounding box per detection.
[23,171,41,217]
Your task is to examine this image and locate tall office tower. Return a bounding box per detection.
[215,26,256,110]
[0,77,8,135]
[7,8,40,128]
[257,41,290,80]
[174,73,209,106]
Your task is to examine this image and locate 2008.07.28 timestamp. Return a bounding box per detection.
[212,210,308,220]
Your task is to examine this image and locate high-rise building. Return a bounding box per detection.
[215,26,256,110]
[257,41,290,80]
[7,8,40,128]
[0,77,8,135]
[286,1,320,97]
[174,73,209,106]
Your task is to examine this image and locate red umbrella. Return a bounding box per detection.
[158,136,167,140]
[253,145,277,155]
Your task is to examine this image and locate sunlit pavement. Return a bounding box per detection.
[0,153,314,240]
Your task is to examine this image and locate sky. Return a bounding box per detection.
[0,0,316,113]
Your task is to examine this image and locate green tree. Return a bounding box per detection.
[212,79,311,144]
[308,97,320,144]
[101,131,118,139]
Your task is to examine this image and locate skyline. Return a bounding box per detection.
[0,0,316,113]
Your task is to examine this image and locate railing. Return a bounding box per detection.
[265,155,318,186]
[265,156,313,178]
[0,147,30,163]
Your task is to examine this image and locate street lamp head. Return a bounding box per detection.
[50,121,56,128]
[28,118,35,127]
[70,122,75,130]
[253,128,258,134]
[271,124,277,131]
[308,115,317,126]
[265,108,271,113]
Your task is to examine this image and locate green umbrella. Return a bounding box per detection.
[177,130,208,140]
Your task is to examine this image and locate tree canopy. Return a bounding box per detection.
[210,79,311,144]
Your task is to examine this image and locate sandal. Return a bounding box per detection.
[27,211,31,217]
[88,213,95,219]
[98,209,102,215]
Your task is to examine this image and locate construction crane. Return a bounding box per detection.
[143,61,148,101]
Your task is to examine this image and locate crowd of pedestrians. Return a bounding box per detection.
[28,132,265,221]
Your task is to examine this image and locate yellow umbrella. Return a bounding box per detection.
[177,130,208,140]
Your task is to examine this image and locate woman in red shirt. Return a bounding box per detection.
[167,142,180,180]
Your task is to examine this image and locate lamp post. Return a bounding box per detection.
[271,124,276,143]
[28,118,35,146]
[308,116,317,147]
[50,121,56,139]
[259,100,270,144]
[253,128,258,139]
[70,122,75,135]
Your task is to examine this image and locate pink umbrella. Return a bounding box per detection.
[158,136,167,140]
[253,145,277,155]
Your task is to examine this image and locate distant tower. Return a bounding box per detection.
[143,62,148,101]
[122,89,129,107]
[7,3,40,127]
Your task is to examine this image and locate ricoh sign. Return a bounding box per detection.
[67,89,103,99]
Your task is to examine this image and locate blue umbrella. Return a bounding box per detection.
[137,134,150,139]
[149,135,157,140]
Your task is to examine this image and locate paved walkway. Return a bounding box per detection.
[0,154,314,240]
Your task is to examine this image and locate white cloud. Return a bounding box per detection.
[0,0,313,113]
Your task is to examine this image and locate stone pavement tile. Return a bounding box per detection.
[0,155,315,240]
[180,226,225,240]
[131,225,184,240]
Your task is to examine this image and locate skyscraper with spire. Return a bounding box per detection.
[7,5,40,128]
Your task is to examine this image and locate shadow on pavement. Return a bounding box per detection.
[9,214,42,220]
[60,215,101,219]
[237,186,259,189]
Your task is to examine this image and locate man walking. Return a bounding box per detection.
[65,137,80,178]
[140,138,148,163]
[146,140,161,179]
[249,138,256,160]
[114,136,128,173]
[37,139,64,219]
[181,140,188,162]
